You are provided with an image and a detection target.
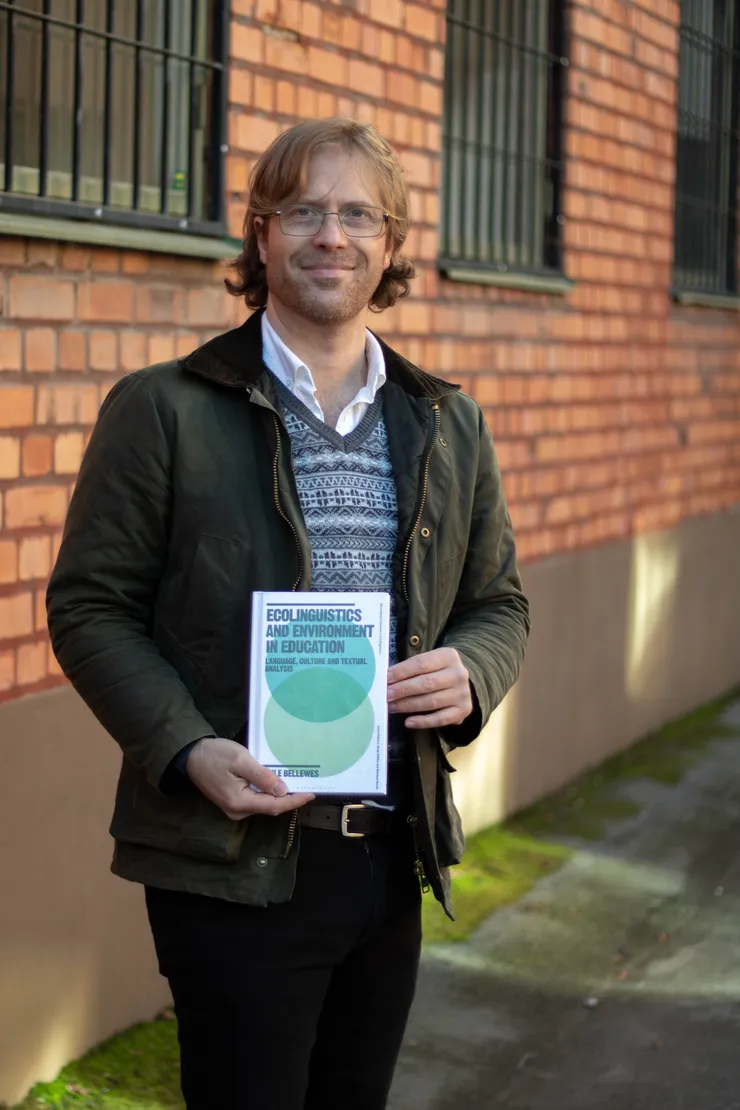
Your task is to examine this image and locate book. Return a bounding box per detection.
[247,591,390,795]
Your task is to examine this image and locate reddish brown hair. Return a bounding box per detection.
[225,118,415,312]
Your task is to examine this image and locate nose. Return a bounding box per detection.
[312,212,348,248]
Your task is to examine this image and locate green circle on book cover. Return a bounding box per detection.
[264,692,374,777]
[265,630,375,722]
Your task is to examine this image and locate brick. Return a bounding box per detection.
[24,328,57,373]
[36,384,99,425]
[135,286,186,324]
[0,540,16,585]
[231,23,263,64]
[5,485,68,530]
[253,74,274,112]
[0,329,22,371]
[54,431,86,475]
[90,249,120,273]
[365,0,403,28]
[35,588,47,632]
[405,3,439,41]
[0,436,21,478]
[61,245,89,271]
[148,334,176,363]
[19,535,52,581]
[234,112,280,153]
[77,280,134,323]
[308,45,348,86]
[0,238,25,265]
[0,592,34,638]
[58,330,87,372]
[0,649,14,691]
[9,277,75,321]
[89,330,118,371]
[22,435,53,477]
[27,241,58,268]
[0,386,35,428]
[176,333,199,358]
[275,80,296,115]
[347,58,385,98]
[187,287,232,327]
[17,640,48,686]
[120,331,147,371]
[122,252,150,275]
[263,34,308,75]
[301,3,322,38]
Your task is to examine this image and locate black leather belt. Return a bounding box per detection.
[298,803,393,838]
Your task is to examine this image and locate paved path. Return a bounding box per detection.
[390,700,740,1110]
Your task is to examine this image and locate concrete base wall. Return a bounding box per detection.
[0,692,170,1107]
[451,508,740,832]
[1,508,739,1103]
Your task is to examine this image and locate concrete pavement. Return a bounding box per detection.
[390,699,740,1110]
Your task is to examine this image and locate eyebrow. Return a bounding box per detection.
[294,197,378,207]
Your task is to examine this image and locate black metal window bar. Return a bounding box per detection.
[673,0,740,296]
[439,0,568,279]
[0,0,227,235]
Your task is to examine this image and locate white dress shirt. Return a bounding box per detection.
[260,313,386,435]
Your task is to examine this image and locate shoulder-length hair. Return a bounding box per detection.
[225,118,415,312]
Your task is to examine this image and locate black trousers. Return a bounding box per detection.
[145,818,422,1110]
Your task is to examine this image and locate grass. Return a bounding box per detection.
[10,1016,183,1110]
[11,688,740,1108]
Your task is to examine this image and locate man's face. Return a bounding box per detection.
[255,145,393,325]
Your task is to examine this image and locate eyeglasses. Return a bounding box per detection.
[271,204,390,238]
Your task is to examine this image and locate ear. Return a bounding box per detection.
[255,217,269,266]
[383,237,392,272]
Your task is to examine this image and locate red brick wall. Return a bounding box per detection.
[1,0,739,702]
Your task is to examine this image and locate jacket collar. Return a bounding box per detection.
[180,307,460,400]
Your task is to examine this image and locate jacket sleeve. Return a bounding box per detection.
[46,373,216,790]
[439,403,530,747]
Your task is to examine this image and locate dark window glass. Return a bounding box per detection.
[673,0,740,295]
[440,0,567,277]
[0,0,225,233]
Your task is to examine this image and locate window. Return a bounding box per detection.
[440,0,568,280]
[0,0,227,235]
[673,0,740,296]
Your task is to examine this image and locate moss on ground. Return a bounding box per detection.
[11,689,740,1107]
[10,1016,183,1110]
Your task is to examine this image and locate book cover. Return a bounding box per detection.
[247,591,390,795]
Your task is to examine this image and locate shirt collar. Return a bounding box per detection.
[261,312,386,404]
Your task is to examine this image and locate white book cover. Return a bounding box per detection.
[247,592,390,795]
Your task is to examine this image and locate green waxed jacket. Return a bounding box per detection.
[46,308,529,917]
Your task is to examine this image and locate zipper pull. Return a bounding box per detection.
[407,815,431,894]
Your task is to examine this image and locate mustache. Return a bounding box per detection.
[294,251,362,268]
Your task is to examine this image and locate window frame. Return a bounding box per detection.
[438,0,570,288]
[0,0,229,239]
[672,0,740,300]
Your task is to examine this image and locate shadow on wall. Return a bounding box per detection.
[450,509,740,834]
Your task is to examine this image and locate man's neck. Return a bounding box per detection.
[264,300,368,404]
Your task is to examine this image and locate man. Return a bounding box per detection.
[47,118,529,1109]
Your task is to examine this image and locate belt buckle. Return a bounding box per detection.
[341,804,366,838]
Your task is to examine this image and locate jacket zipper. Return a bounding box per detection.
[407,815,431,894]
[401,402,440,604]
[268,407,303,858]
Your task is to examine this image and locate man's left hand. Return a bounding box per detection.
[387,647,472,729]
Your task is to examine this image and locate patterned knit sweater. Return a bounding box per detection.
[275,380,407,803]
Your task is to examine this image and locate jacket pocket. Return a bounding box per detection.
[111,766,248,863]
[176,533,250,698]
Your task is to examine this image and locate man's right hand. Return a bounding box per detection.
[184,737,315,821]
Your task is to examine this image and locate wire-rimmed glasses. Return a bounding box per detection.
[272,204,390,238]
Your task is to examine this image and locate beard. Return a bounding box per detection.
[264,247,386,324]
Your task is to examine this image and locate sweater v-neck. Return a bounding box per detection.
[272,375,385,453]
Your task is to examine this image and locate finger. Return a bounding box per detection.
[387,650,447,683]
[388,670,458,702]
[388,691,459,715]
[227,790,315,819]
[404,708,467,730]
[234,751,289,797]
